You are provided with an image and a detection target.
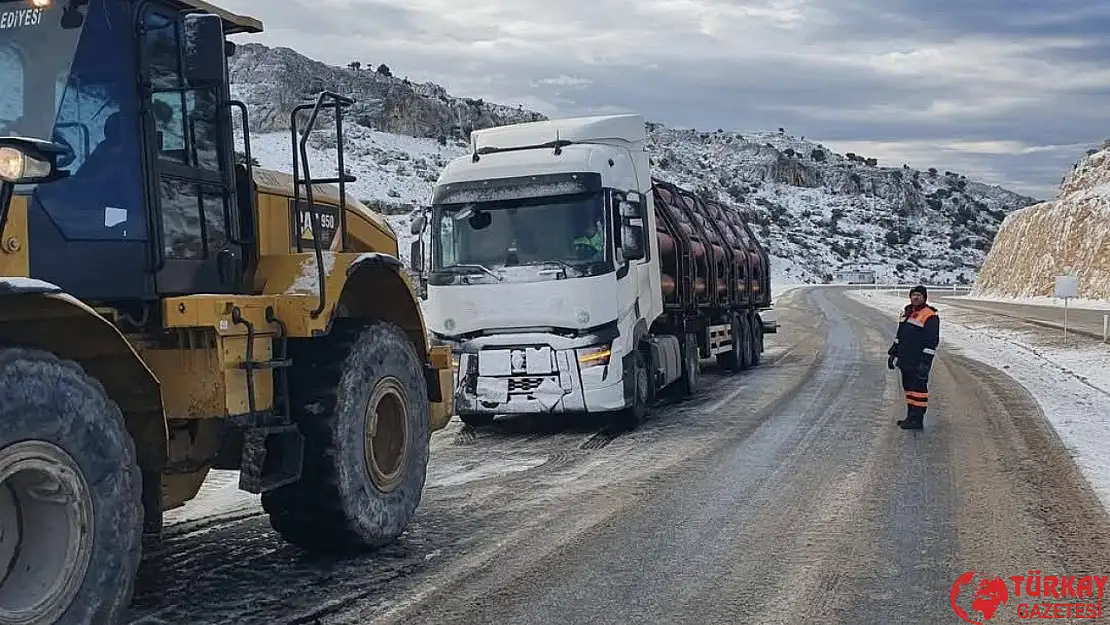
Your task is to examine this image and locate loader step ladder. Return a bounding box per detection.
[231,306,303,494]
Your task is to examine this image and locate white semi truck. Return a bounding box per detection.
[409,114,776,426]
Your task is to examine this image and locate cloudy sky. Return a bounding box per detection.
[216,0,1110,200]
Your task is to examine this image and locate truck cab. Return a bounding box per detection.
[417,115,662,423]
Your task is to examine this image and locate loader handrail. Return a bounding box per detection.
[290,91,354,318]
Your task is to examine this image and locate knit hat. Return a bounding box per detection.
[910,285,928,300]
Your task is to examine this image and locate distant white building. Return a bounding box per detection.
[834,268,877,284]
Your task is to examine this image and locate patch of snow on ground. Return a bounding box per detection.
[162,470,258,526]
[848,288,1110,513]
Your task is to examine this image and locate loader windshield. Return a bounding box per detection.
[0,0,86,144]
[0,0,147,241]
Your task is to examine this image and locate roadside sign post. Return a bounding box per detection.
[1055,275,1079,345]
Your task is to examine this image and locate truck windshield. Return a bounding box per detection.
[431,191,609,278]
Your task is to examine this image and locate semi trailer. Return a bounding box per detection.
[410,114,776,426]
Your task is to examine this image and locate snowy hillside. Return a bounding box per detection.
[646,126,1037,284]
[973,143,1110,300]
[230,44,1038,284]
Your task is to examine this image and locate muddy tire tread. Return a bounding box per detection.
[0,347,142,625]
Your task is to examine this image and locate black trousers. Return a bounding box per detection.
[900,365,928,422]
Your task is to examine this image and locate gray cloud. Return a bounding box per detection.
[217,0,1110,199]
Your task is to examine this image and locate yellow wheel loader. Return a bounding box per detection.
[0,0,453,622]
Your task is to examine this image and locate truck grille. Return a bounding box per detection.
[508,377,545,393]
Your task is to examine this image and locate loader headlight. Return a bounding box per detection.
[0,138,69,185]
[576,344,611,368]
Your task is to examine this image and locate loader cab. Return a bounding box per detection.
[0,0,256,304]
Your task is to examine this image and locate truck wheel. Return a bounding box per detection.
[618,347,651,428]
[0,348,142,625]
[679,333,700,396]
[716,313,743,372]
[262,321,430,553]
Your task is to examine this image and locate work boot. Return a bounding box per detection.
[896,404,912,426]
[899,407,924,430]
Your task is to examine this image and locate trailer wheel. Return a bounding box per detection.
[738,314,754,370]
[750,314,764,366]
[678,333,700,396]
[716,313,743,372]
[262,321,430,553]
[0,348,143,625]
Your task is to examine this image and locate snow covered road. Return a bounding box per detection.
[123,287,1110,625]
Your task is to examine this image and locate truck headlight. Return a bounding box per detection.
[576,344,611,368]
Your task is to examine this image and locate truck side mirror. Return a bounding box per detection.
[181,13,226,87]
[621,219,645,260]
[410,239,424,272]
[618,190,646,260]
[410,212,426,235]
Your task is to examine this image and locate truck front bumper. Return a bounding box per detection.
[453,345,627,416]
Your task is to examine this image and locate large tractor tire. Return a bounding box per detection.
[262,321,431,553]
[0,348,142,625]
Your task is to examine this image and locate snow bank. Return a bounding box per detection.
[848,289,1110,513]
[974,147,1110,299]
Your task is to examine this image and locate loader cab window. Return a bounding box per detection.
[25,0,147,242]
[140,6,233,261]
[143,11,220,171]
[0,46,22,134]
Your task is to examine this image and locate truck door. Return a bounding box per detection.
[138,3,243,295]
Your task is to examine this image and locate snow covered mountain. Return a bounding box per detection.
[229,43,1038,285]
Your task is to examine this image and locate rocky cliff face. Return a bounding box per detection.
[973,144,1110,299]
[232,43,1039,284]
[227,43,546,139]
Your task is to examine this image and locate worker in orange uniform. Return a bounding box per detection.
[886,285,940,430]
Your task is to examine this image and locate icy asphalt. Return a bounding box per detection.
[126,287,1110,625]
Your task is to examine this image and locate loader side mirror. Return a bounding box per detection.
[410,212,426,235]
[181,13,226,87]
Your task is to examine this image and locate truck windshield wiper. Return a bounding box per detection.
[443,263,503,281]
[525,259,579,277]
